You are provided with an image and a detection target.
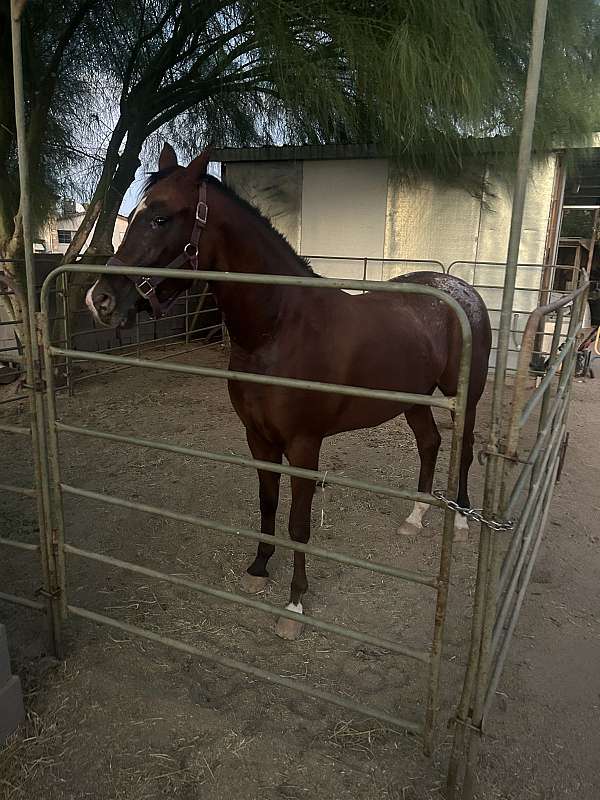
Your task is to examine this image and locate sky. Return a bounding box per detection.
[119,161,221,216]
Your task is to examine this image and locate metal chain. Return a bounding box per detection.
[433,490,514,532]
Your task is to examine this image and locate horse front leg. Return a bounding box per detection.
[239,430,283,594]
[275,436,321,640]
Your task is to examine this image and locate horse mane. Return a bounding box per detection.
[142,169,319,277]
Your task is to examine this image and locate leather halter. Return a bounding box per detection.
[107,181,208,319]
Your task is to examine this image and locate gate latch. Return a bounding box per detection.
[35,585,61,600]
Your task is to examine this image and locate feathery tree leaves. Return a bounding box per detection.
[1,0,600,272]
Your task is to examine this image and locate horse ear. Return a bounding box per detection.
[158,143,178,171]
[186,149,211,183]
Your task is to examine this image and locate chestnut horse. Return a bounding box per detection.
[87,145,491,639]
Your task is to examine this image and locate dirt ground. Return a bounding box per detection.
[1,343,599,800]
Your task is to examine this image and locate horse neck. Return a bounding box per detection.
[210,200,307,350]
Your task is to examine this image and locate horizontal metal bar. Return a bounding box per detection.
[68,604,423,735]
[0,592,45,611]
[0,482,36,497]
[0,394,28,406]
[65,543,430,663]
[0,536,39,552]
[500,409,567,594]
[493,439,560,653]
[305,253,444,267]
[87,323,220,356]
[72,306,219,341]
[505,387,568,515]
[56,422,443,512]
[0,422,31,436]
[484,455,559,721]
[69,341,222,386]
[45,264,472,325]
[69,289,210,318]
[479,280,574,290]
[60,483,438,587]
[51,347,456,410]
[519,336,575,426]
[70,329,188,355]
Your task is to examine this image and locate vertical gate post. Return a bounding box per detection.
[423,320,471,755]
[61,272,74,395]
[447,0,550,797]
[37,311,68,619]
[10,0,64,656]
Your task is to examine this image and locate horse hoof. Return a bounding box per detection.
[398,521,422,537]
[275,603,304,641]
[453,524,469,544]
[239,573,269,593]
[275,616,304,640]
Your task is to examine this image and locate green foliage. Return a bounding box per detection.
[560,208,598,240]
[0,0,97,245]
[249,0,600,177]
[2,0,600,256]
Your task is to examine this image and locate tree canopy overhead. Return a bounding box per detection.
[1,0,600,264]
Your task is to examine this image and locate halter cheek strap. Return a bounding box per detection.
[107,181,208,319]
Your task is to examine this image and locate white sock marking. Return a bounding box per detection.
[285,602,303,615]
[404,501,429,529]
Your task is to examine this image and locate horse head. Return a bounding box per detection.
[86,144,212,328]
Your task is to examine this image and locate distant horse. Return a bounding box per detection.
[87,145,491,640]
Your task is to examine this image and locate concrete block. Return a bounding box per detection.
[0,675,25,743]
[0,624,25,743]
[0,624,12,685]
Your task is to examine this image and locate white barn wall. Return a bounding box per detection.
[300,159,389,281]
[383,170,481,271]
[383,156,557,369]
[224,161,302,252]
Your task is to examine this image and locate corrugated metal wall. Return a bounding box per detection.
[384,156,556,270]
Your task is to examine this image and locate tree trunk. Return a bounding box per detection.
[84,132,143,257]
[67,128,144,327]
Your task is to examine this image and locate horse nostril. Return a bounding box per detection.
[94,291,115,315]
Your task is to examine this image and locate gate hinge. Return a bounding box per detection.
[478,446,528,466]
[22,358,46,392]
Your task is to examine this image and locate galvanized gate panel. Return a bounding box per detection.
[13,263,474,757]
[447,281,589,798]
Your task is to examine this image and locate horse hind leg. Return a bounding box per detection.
[399,406,440,537]
[452,404,477,543]
[275,436,321,641]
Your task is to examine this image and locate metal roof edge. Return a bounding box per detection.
[212,134,600,163]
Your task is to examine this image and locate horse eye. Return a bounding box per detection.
[153,216,169,227]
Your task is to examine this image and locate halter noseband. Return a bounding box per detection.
[107,181,208,319]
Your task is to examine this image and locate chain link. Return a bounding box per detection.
[433,490,514,532]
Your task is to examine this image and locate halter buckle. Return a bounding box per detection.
[196,200,208,224]
[184,242,198,258]
[136,278,156,298]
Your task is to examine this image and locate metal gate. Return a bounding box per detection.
[447,261,586,372]
[3,0,589,794]
[446,281,589,798]
[2,259,589,798]
[6,262,471,757]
